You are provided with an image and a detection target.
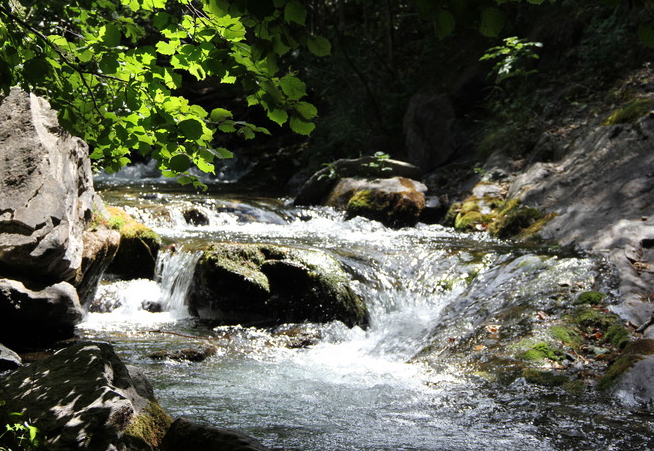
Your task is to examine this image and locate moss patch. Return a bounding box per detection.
[522,368,569,387]
[574,291,607,306]
[602,99,654,125]
[521,341,567,362]
[488,198,543,239]
[124,401,172,449]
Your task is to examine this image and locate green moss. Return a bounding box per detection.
[521,342,566,362]
[570,306,616,330]
[602,99,654,125]
[574,291,607,305]
[522,368,569,387]
[106,206,161,243]
[455,211,484,231]
[488,198,542,239]
[549,326,581,346]
[604,324,630,349]
[443,202,461,227]
[124,401,172,449]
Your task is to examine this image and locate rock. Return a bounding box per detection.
[0,343,21,371]
[0,88,98,283]
[149,346,217,362]
[183,209,210,226]
[598,340,654,408]
[403,92,456,172]
[0,341,172,450]
[106,206,161,280]
[72,227,121,306]
[294,156,421,206]
[190,243,369,328]
[324,177,427,228]
[507,114,654,310]
[160,417,270,451]
[0,278,84,350]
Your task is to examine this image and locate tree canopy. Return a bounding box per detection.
[1,0,653,188]
[0,0,329,188]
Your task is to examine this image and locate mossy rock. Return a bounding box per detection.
[548,325,582,346]
[454,211,485,231]
[190,243,369,328]
[124,401,172,449]
[597,339,654,390]
[344,179,426,228]
[569,306,630,349]
[488,198,543,239]
[105,206,161,280]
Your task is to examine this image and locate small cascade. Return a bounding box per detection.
[155,249,202,314]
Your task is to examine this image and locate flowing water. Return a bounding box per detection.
[78,175,654,451]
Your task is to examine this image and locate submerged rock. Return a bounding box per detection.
[0,87,98,283]
[0,341,172,450]
[0,278,84,350]
[190,243,369,328]
[160,417,270,451]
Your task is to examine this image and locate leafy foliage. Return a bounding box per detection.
[0,403,40,451]
[480,36,542,82]
[0,0,327,188]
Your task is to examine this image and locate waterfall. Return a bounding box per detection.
[155,249,202,314]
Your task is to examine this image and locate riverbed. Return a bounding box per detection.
[78,178,654,451]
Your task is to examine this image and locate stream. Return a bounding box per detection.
[78,174,654,451]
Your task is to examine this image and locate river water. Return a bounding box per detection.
[78,177,654,451]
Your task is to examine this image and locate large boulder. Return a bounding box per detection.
[0,87,97,283]
[190,243,369,328]
[0,342,172,451]
[0,278,84,350]
[326,177,427,228]
[294,156,421,206]
[160,418,270,451]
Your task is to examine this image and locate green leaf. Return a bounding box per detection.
[289,115,315,135]
[279,74,306,100]
[156,41,178,55]
[307,35,331,57]
[100,24,121,47]
[178,118,204,140]
[479,7,506,38]
[294,101,317,120]
[268,108,288,126]
[170,154,191,172]
[284,1,307,25]
[436,9,455,39]
[210,107,233,121]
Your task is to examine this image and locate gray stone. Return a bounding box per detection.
[613,355,654,409]
[0,88,98,283]
[161,417,270,451]
[0,343,21,371]
[0,278,84,349]
[0,342,171,451]
[506,114,654,312]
